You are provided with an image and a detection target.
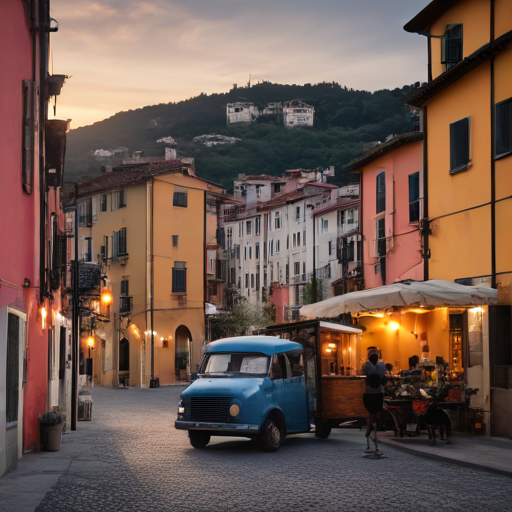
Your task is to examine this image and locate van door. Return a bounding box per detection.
[270,353,286,414]
[283,351,310,432]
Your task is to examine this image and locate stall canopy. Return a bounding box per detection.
[300,280,498,319]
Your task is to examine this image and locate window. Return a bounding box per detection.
[287,235,289,250]
[79,200,92,227]
[255,217,261,235]
[244,246,247,261]
[409,172,420,223]
[111,189,127,210]
[441,24,463,69]
[376,218,386,257]
[118,228,127,255]
[245,273,249,289]
[297,232,300,246]
[6,313,20,423]
[303,230,306,246]
[496,98,512,158]
[264,241,267,260]
[256,185,262,198]
[172,261,187,293]
[118,188,127,208]
[173,188,188,207]
[295,206,301,220]
[338,210,344,227]
[22,80,35,194]
[293,233,297,248]
[100,194,107,212]
[274,211,282,230]
[270,240,274,256]
[249,245,252,260]
[246,221,252,235]
[121,279,129,296]
[236,245,240,260]
[239,222,243,237]
[83,237,92,262]
[294,262,300,275]
[302,262,306,280]
[255,243,260,259]
[276,239,280,254]
[172,235,179,247]
[328,241,333,256]
[346,240,355,262]
[227,228,233,250]
[321,218,329,234]
[450,117,470,174]
[256,272,260,291]
[376,172,386,214]
[251,274,255,289]
[347,209,355,224]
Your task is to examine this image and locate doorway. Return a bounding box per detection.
[175,326,192,382]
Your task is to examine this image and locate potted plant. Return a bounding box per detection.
[39,412,66,451]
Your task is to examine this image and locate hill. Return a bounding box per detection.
[64,81,417,189]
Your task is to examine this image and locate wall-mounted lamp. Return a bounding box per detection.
[389,321,400,331]
[41,307,47,329]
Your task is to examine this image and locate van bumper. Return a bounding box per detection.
[175,420,260,433]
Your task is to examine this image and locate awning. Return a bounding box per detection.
[300,280,498,319]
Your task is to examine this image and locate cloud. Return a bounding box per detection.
[50,0,430,127]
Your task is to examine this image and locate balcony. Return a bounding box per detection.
[119,296,133,316]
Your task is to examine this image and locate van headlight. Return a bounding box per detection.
[178,400,185,414]
[229,403,240,417]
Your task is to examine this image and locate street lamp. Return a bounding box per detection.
[86,335,94,358]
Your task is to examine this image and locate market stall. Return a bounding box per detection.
[299,279,498,434]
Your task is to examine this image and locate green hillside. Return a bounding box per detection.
[64,81,416,189]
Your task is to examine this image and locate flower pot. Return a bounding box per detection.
[41,422,64,451]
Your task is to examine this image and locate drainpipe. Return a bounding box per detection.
[422,106,430,281]
[490,0,496,289]
[71,192,79,431]
[150,178,154,381]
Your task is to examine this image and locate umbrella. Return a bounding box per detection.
[299,279,498,319]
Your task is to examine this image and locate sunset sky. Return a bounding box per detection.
[50,0,431,129]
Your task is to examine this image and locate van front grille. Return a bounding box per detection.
[190,396,232,422]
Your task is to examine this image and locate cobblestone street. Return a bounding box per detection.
[5,386,512,512]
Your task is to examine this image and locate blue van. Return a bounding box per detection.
[175,336,315,451]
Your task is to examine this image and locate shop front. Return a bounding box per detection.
[299,280,498,435]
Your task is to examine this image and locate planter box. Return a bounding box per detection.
[41,423,64,451]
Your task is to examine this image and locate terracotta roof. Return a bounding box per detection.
[68,160,225,201]
[313,198,359,217]
[258,190,304,209]
[343,132,423,173]
[403,0,460,34]
[239,175,277,181]
[304,182,338,189]
[403,31,512,109]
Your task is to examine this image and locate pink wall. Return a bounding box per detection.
[0,0,48,452]
[270,285,289,323]
[361,141,423,289]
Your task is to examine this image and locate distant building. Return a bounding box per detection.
[226,102,259,124]
[283,100,314,127]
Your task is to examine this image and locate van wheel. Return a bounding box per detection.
[262,417,282,452]
[315,420,331,439]
[189,430,211,449]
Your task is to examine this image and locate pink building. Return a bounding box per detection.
[1,0,69,476]
[345,133,424,289]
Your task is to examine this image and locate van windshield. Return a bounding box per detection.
[201,353,270,377]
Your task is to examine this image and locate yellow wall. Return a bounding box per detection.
[430,0,490,80]
[426,63,493,280]
[494,0,512,39]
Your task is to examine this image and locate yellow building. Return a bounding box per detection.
[73,160,229,387]
[405,0,512,437]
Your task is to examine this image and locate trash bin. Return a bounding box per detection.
[41,423,64,451]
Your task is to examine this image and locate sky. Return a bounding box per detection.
[50,0,431,128]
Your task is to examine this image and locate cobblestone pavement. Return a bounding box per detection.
[30,386,512,512]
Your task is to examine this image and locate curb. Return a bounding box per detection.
[379,436,512,478]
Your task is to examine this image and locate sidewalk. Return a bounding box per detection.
[0,423,93,512]
[378,431,512,477]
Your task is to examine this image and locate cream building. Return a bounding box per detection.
[73,160,229,386]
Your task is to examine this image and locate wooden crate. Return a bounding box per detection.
[320,377,367,419]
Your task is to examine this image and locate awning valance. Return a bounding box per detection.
[300,280,498,319]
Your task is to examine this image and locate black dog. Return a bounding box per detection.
[419,402,452,445]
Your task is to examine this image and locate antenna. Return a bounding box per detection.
[248,74,251,88]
